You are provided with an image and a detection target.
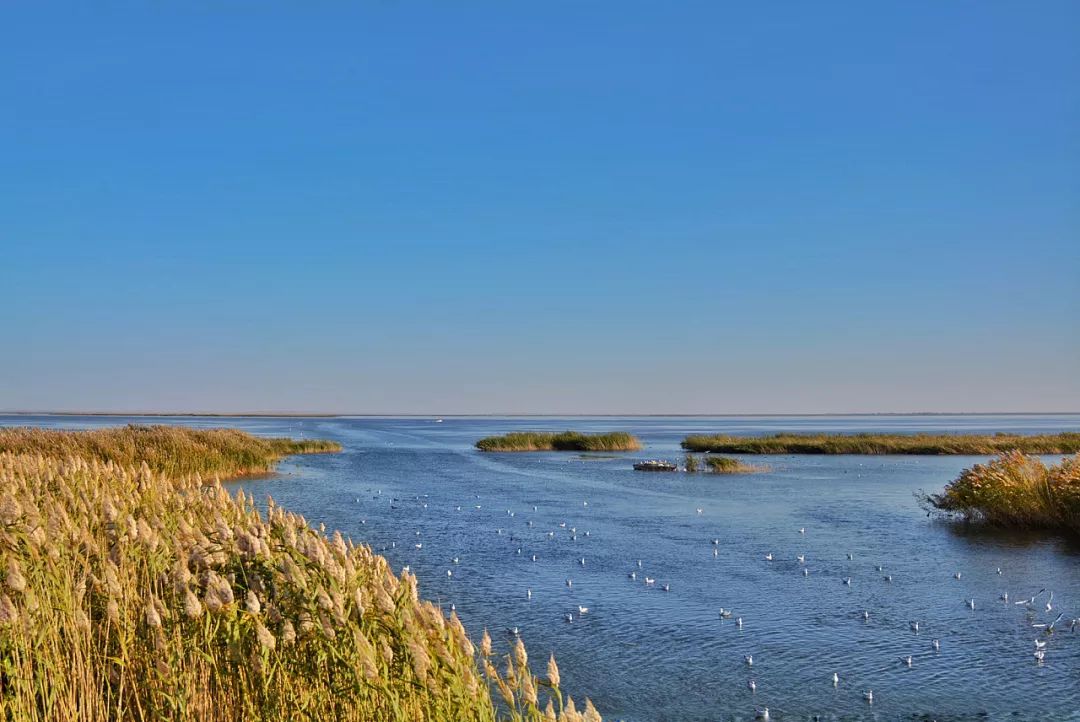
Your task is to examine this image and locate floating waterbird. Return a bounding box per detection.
[637,560,643,568]
[644,577,655,586]
[696,508,703,515]
[832,672,839,686]
[954,572,962,580]
[747,679,756,693]
[799,528,805,534]
[577,606,589,615]
[843,577,852,586]
[1000,592,1009,603]
[875,565,883,572]
[564,613,573,623]
[1034,639,1046,650]
[847,553,854,560]
[1034,649,1045,661]
[966,598,976,610]
[712,539,720,546]
[997,567,1003,575]
[661,584,670,592]
[714,548,719,558]
[796,554,805,564]
[910,621,920,633]
[531,555,538,562]
[755,709,770,721]
[719,608,733,619]
[864,690,873,704]
[802,568,809,577]
[884,575,893,583]
[507,626,520,636]
[764,553,774,561]
[1015,589,1047,606]
[446,569,452,577]
[628,571,636,580]
[566,579,572,588]
[526,589,532,599]
[744,654,753,667]
[932,639,940,651]
[1033,612,1065,632]
[736,617,743,628]
[899,655,912,667]
[579,557,586,566]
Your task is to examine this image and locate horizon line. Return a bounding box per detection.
[2,410,1079,418]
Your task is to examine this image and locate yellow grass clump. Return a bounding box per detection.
[476,432,640,452]
[0,429,598,721]
[0,424,341,479]
[681,432,1080,455]
[703,456,768,474]
[925,451,1080,535]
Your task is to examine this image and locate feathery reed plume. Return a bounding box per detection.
[0,427,594,721]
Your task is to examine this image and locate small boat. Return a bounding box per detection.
[633,460,678,472]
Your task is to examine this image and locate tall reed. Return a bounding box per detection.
[0,430,598,721]
[0,424,341,479]
[924,451,1080,534]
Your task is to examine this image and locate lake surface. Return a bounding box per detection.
[5,414,1080,721]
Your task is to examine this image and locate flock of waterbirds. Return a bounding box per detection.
[354,485,1077,719]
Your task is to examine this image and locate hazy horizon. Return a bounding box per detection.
[3,3,1078,414]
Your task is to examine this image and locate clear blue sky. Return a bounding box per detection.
[1,2,1077,414]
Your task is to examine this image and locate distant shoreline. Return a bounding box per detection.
[1,411,1078,418]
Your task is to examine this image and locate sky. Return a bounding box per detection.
[1,2,1077,414]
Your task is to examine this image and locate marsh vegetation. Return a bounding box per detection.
[681,432,1080,455]
[924,451,1080,535]
[0,424,341,479]
[0,427,594,721]
[703,456,767,474]
[476,432,640,452]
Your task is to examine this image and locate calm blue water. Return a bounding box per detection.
[4,414,1080,721]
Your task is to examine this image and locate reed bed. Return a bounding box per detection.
[703,456,766,474]
[476,432,640,453]
[924,451,1080,535]
[0,425,341,479]
[0,431,597,721]
[681,432,1080,455]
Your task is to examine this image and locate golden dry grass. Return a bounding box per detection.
[702,456,767,474]
[475,432,639,452]
[0,427,598,722]
[681,432,1080,455]
[0,424,340,479]
[925,451,1080,535]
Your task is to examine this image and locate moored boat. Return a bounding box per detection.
[633,459,678,472]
